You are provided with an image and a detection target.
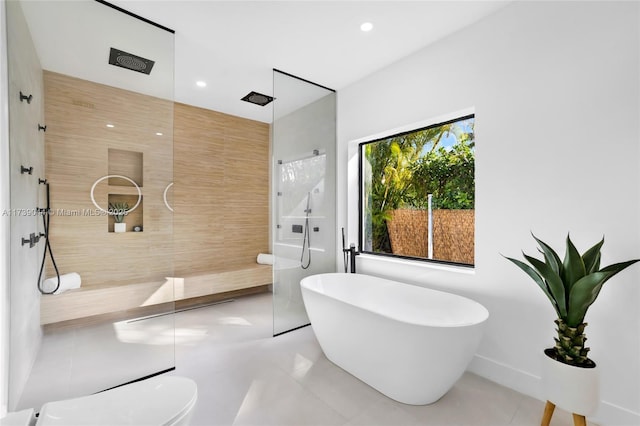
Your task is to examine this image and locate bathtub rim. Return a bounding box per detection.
[300,272,489,328]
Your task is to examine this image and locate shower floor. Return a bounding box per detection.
[17,308,175,411]
[18,292,584,425]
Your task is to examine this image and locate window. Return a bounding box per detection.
[359,114,475,266]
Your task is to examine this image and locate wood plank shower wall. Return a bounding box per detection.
[44,71,270,294]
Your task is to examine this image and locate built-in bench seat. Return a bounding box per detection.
[40,264,273,325]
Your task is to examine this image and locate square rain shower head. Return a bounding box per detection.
[108,48,155,75]
[241,91,274,106]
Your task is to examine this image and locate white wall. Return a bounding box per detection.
[338,2,640,425]
[5,0,44,410]
[0,0,11,417]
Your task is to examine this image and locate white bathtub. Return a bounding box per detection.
[300,273,489,405]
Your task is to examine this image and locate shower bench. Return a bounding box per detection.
[40,263,272,326]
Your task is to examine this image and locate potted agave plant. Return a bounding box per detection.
[109,202,129,232]
[504,234,638,425]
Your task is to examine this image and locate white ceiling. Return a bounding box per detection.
[21,1,510,123]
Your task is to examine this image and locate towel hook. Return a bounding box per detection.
[19,91,33,104]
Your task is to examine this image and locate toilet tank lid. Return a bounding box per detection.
[36,376,197,426]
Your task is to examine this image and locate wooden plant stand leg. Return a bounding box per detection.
[541,401,556,426]
[541,401,588,426]
[572,413,587,426]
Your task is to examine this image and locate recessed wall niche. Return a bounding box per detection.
[108,193,143,233]
[108,148,143,187]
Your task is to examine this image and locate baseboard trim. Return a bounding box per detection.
[594,401,640,426]
[468,354,543,400]
[468,354,640,426]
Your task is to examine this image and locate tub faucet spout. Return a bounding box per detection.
[348,244,359,273]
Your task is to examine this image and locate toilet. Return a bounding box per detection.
[0,376,197,426]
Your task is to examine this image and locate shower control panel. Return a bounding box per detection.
[292,224,303,233]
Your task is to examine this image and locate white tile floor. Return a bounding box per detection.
[20,292,582,426]
[17,313,175,411]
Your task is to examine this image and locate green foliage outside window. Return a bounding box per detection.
[362,116,475,254]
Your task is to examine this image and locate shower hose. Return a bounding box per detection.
[37,180,60,294]
[300,193,311,269]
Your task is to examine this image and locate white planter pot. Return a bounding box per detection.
[541,349,599,416]
[114,222,126,233]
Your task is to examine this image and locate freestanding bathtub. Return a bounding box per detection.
[300,273,489,405]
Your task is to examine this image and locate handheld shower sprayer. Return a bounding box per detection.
[304,192,311,214]
[37,179,60,294]
[342,228,348,273]
[300,192,311,269]
[341,227,359,273]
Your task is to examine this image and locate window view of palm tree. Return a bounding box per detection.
[360,115,475,266]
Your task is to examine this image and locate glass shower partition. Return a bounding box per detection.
[271,70,336,336]
[6,0,175,410]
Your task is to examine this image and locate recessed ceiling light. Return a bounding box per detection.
[106,124,115,128]
[155,132,163,136]
[360,22,373,32]
[196,81,207,88]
